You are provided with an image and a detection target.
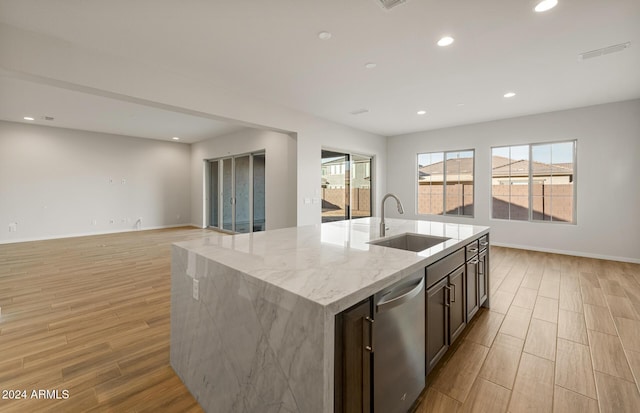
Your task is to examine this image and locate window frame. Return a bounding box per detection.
[321,148,375,223]
[416,148,475,218]
[490,139,577,224]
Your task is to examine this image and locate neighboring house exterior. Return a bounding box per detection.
[321,157,371,189]
[418,156,475,216]
[418,156,574,222]
[321,157,372,221]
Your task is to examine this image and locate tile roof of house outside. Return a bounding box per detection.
[418,156,573,180]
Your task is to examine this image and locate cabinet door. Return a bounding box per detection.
[449,266,466,344]
[335,299,372,413]
[466,259,479,321]
[479,249,488,306]
[426,277,449,374]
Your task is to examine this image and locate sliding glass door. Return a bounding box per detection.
[210,160,219,228]
[253,154,266,231]
[209,153,265,233]
[222,158,234,231]
[234,155,251,233]
[351,154,372,219]
[321,150,350,222]
[321,150,372,223]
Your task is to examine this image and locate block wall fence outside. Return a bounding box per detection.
[321,188,371,212]
[418,184,474,215]
[1,25,636,260]
[387,99,640,263]
[491,184,574,222]
[0,23,388,229]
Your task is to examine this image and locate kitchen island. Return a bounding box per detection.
[170,218,489,413]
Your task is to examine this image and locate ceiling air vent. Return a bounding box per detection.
[579,42,631,60]
[377,0,408,10]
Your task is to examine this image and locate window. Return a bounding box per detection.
[321,150,373,223]
[491,140,576,223]
[417,150,474,217]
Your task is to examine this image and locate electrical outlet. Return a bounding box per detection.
[192,279,199,300]
[92,219,97,225]
[8,222,17,232]
[121,178,126,184]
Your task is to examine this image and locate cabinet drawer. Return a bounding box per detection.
[426,248,465,289]
[465,240,479,260]
[479,235,489,251]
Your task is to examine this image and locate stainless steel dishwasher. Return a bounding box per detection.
[373,271,426,413]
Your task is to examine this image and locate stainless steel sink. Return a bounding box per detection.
[368,233,450,252]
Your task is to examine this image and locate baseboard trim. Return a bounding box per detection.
[491,242,640,264]
[0,224,200,245]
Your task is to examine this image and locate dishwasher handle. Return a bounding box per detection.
[376,277,425,313]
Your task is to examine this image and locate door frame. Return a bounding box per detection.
[321,148,375,223]
[206,151,265,233]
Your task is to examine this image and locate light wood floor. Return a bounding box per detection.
[1,228,639,412]
[0,228,210,412]
[418,245,640,413]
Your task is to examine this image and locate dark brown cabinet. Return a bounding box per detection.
[335,233,490,411]
[426,276,449,373]
[466,257,479,321]
[478,248,488,306]
[449,265,466,343]
[334,298,373,413]
[465,238,484,322]
[426,262,466,374]
[478,235,489,307]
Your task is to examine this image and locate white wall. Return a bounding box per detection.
[296,121,388,223]
[0,23,387,228]
[387,99,640,263]
[0,120,191,243]
[191,128,297,230]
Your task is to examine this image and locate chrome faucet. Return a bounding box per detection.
[380,193,404,237]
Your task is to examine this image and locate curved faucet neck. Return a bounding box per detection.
[380,193,404,237]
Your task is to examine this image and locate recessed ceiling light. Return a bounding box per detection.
[364,62,377,69]
[172,137,180,141]
[503,92,516,98]
[534,0,558,12]
[23,116,35,121]
[437,36,455,47]
[318,31,332,40]
[417,110,427,115]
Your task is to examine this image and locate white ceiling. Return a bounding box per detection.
[0,0,638,137]
[0,75,245,143]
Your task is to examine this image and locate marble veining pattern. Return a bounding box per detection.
[174,218,488,314]
[171,218,489,412]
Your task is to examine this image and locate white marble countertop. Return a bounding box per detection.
[174,218,489,314]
